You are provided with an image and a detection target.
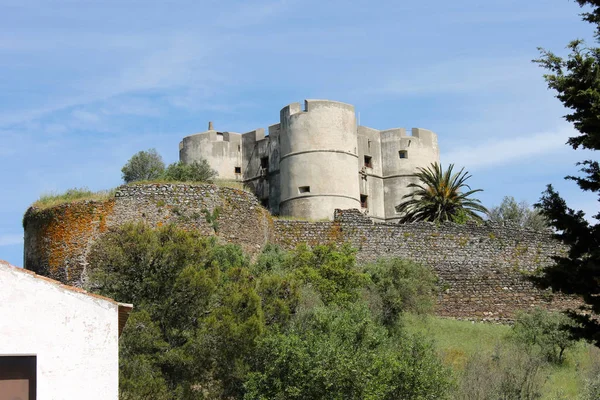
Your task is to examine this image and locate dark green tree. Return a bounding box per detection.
[121,148,165,183]
[364,258,439,326]
[395,162,488,223]
[244,304,452,400]
[533,0,600,344]
[87,223,299,399]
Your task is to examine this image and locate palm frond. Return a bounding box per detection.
[395,162,488,223]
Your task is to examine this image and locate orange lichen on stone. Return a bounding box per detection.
[26,199,115,285]
[326,222,343,243]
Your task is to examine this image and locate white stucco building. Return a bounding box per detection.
[0,259,132,400]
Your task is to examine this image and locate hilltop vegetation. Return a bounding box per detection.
[85,222,599,399]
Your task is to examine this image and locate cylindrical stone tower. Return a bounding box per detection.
[278,100,360,220]
[380,128,440,220]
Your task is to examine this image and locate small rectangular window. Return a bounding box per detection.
[399,150,408,159]
[216,132,224,141]
[364,155,373,168]
[261,157,269,169]
[360,195,368,208]
[234,167,241,174]
[238,145,241,152]
[298,186,310,194]
[0,356,37,400]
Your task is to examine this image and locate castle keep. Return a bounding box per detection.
[179,99,440,221]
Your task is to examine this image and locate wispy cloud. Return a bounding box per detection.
[0,234,23,247]
[443,125,574,169]
[376,56,536,96]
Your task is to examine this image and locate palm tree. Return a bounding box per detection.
[395,162,488,223]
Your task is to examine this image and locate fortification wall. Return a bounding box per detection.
[23,185,579,320]
[23,184,272,286]
[273,209,579,320]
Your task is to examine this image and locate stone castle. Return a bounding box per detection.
[179,99,439,222]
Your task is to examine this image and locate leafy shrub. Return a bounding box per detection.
[283,243,369,306]
[364,257,438,326]
[511,308,577,364]
[245,304,453,400]
[88,227,453,399]
[88,223,297,399]
[488,196,549,231]
[162,160,217,183]
[121,148,165,183]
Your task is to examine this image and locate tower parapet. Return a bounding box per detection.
[278,100,360,220]
[179,99,440,222]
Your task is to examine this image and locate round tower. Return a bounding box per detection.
[278,100,360,220]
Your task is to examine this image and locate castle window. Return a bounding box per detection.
[399,150,408,159]
[238,145,241,152]
[364,155,373,168]
[261,157,269,169]
[234,167,241,174]
[216,132,224,141]
[298,186,310,194]
[360,195,368,208]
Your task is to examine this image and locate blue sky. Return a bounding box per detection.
[1,0,597,267]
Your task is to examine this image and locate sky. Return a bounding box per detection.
[0,0,598,267]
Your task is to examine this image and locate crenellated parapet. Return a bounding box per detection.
[179,99,440,222]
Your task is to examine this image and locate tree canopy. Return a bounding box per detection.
[488,196,549,231]
[121,149,217,184]
[121,148,165,183]
[533,0,600,345]
[395,162,488,223]
[88,223,451,399]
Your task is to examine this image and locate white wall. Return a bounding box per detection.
[0,260,120,400]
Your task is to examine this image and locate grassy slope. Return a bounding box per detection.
[403,314,596,399]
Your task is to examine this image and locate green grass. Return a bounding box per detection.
[403,314,596,399]
[213,179,249,191]
[125,179,250,192]
[32,187,115,209]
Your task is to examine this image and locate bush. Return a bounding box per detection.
[121,149,165,183]
[283,243,369,307]
[88,223,296,398]
[511,308,578,364]
[245,304,453,400]
[488,196,549,231]
[88,228,453,399]
[162,160,218,183]
[365,257,438,326]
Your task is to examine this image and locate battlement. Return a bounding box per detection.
[241,128,266,143]
[180,98,439,222]
[304,99,355,113]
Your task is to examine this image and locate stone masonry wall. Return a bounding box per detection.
[24,185,579,320]
[24,184,272,286]
[274,209,579,320]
